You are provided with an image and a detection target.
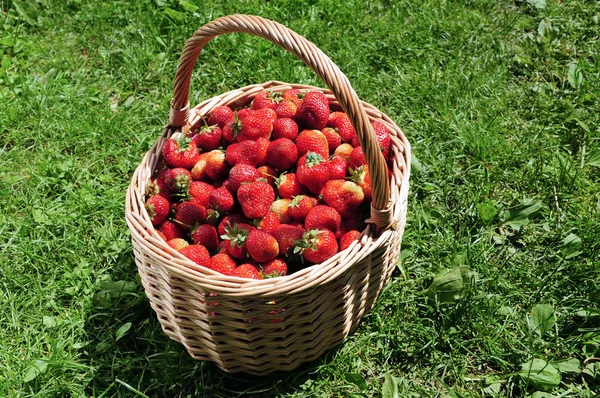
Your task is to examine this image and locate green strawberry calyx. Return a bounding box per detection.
[221,223,249,248]
[305,152,324,168]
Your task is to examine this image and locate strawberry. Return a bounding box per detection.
[371,120,391,157]
[261,258,288,278]
[174,201,207,229]
[192,124,222,151]
[159,220,186,240]
[252,90,282,110]
[208,105,235,129]
[295,91,329,130]
[247,229,279,262]
[188,181,214,208]
[146,195,170,226]
[327,112,356,143]
[209,186,235,212]
[217,214,247,236]
[237,181,275,219]
[233,263,261,279]
[321,127,342,153]
[220,222,253,260]
[296,129,329,159]
[237,114,273,142]
[269,198,293,224]
[167,238,189,251]
[339,230,361,251]
[225,140,259,166]
[272,224,305,256]
[328,155,348,180]
[256,212,280,234]
[322,180,364,218]
[215,240,229,254]
[288,195,314,222]
[205,150,229,181]
[179,244,211,268]
[209,253,237,276]
[272,118,299,140]
[236,108,253,120]
[155,160,170,181]
[227,163,260,193]
[276,173,306,199]
[349,165,372,199]
[296,152,331,194]
[155,230,167,242]
[256,137,270,166]
[190,224,218,251]
[145,178,171,202]
[295,229,338,264]
[255,108,278,124]
[283,88,304,106]
[257,165,277,186]
[334,143,354,160]
[274,100,297,119]
[304,205,342,237]
[205,208,221,227]
[267,138,299,171]
[161,135,200,169]
[191,152,212,181]
[221,119,239,144]
[349,146,367,169]
[162,167,191,194]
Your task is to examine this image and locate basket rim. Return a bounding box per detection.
[125,80,411,297]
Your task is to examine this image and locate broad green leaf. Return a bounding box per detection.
[96,341,111,353]
[163,7,185,22]
[518,359,561,391]
[477,201,497,222]
[0,37,15,47]
[527,0,546,9]
[12,1,38,26]
[123,95,135,107]
[554,358,580,374]
[586,149,600,167]
[582,362,598,378]
[344,373,367,390]
[179,0,198,12]
[411,154,423,173]
[576,308,600,317]
[529,304,556,337]
[426,266,478,302]
[382,373,400,398]
[98,278,137,299]
[115,322,132,341]
[562,233,582,259]
[23,360,48,382]
[503,201,542,231]
[531,393,553,398]
[42,316,56,328]
[568,63,583,89]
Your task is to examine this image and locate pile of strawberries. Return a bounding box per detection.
[144,89,393,279]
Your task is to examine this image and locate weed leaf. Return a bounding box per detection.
[518,359,560,391]
[477,201,497,222]
[554,358,580,374]
[382,373,400,398]
[23,360,48,383]
[527,0,546,9]
[344,373,367,390]
[567,63,583,89]
[561,233,582,259]
[42,316,56,328]
[115,322,132,341]
[529,304,556,337]
[503,201,542,231]
[426,266,478,302]
[586,149,600,167]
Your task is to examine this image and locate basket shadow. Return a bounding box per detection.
[82,269,336,397]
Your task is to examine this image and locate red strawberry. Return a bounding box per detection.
[205,150,229,181]
[215,240,229,254]
[295,91,329,130]
[272,224,305,256]
[349,146,367,169]
[155,230,167,242]
[288,195,314,221]
[209,186,235,212]
[190,224,218,251]
[237,181,275,219]
[188,181,214,208]
[159,220,186,240]
[233,263,261,279]
[283,88,304,106]
[339,230,361,251]
[146,195,170,226]
[191,152,212,181]
[255,108,278,124]
[167,238,189,251]
[256,137,270,166]
[371,120,391,157]
[272,118,299,140]
[269,198,293,224]
[328,155,348,180]
[256,212,280,234]
[274,100,297,119]
[227,163,260,193]
[236,108,253,120]
[220,222,253,260]
[145,178,171,201]
[217,214,247,237]
[192,125,222,151]
[161,136,200,169]
[209,253,237,276]
[322,180,364,218]
[226,140,259,166]
[257,166,277,186]
[261,258,288,278]
[349,165,372,199]
[208,105,235,129]
[180,244,211,268]
[162,167,191,193]
[174,201,207,229]
[327,112,356,143]
[296,152,331,194]
[221,119,239,144]
[252,90,282,110]
[295,229,338,264]
[247,229,279,262]
[304,205,342,237]
[237,114,273,142]
[276,173,306,199]
[321,127,342,153]
[296,129,329,159]
[334,143,354,160]
[267,138,299,171]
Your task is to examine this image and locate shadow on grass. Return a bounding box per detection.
[81,265,335,397]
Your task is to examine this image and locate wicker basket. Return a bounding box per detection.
[125,14,411,375]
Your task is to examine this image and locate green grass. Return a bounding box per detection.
[1,0,599,396]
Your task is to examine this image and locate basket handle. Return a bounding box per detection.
[169,14,393,230]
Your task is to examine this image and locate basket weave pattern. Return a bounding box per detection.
[125,16,411,375]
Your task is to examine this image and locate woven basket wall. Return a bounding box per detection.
[125,15,411,375]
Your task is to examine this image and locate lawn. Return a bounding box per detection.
[1,0,599,396]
